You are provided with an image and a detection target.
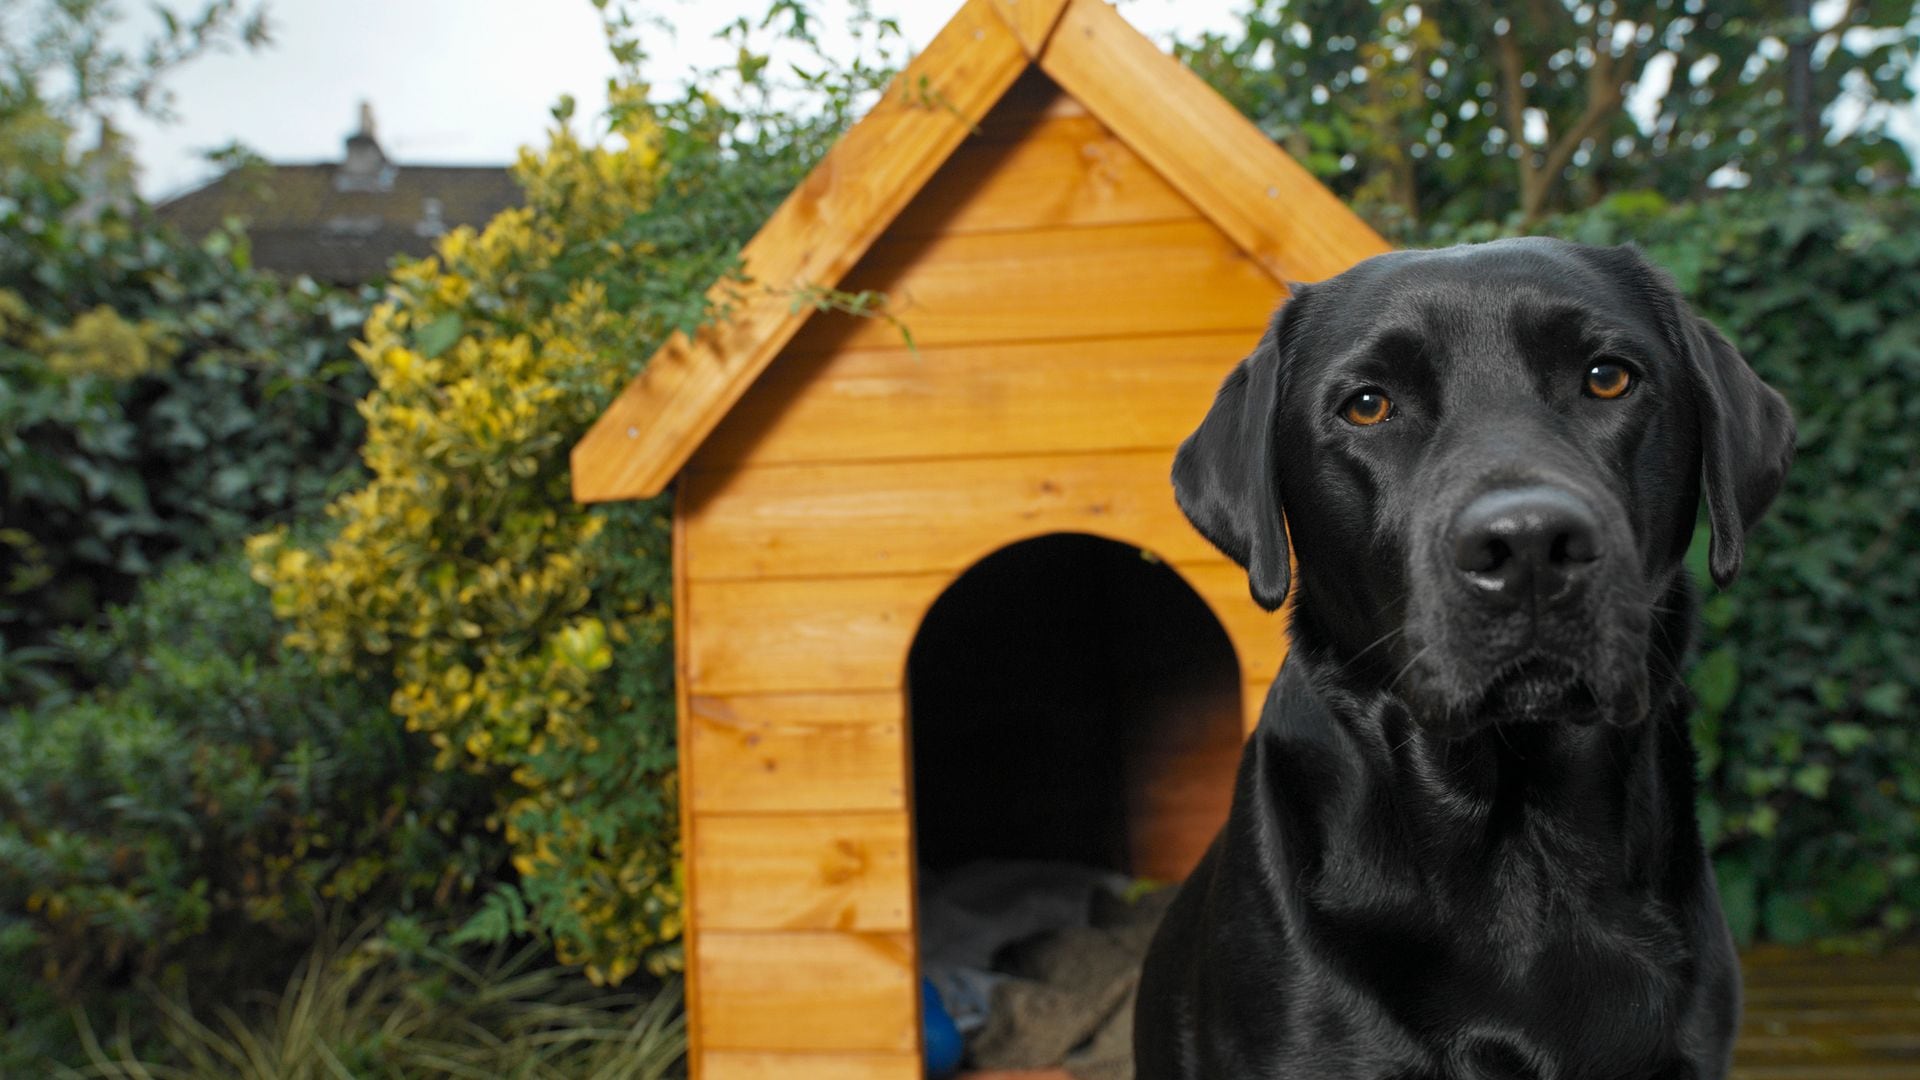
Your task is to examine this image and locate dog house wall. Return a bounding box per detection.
[569,2,1389,1075]
[672,74,1289,1076]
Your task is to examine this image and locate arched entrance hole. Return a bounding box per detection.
[907,532,1242,885]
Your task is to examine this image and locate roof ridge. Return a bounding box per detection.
[570,0,1387,503]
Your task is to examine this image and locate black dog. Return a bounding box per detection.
[1136,238,1794,1080]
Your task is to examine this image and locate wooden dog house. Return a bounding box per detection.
[572,0,1386,1075]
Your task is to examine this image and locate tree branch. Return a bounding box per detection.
[1529,40,1638,219]
[1490,19,1542,218]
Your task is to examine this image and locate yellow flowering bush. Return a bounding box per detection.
[250,105,684,983]
[248,0,901,982]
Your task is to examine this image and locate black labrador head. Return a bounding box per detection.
[1173,238,1794,735]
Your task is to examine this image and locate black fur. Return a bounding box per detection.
[1138,238,1795,1080]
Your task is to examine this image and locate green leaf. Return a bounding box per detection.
[1824,723,1874,754]
[1689,646,1740,716]
[414,313,464,359]
[1790,763,1832,799]
[1862,682,1909,717]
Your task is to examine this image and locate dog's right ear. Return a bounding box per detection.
[1171,300,1298,612]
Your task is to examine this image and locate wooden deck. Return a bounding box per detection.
[960,947,1920,1079]
[1736,946,1920,1078]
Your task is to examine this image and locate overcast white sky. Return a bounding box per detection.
[116,0,1247,198]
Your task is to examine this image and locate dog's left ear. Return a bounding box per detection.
[1592,243,1795,588]
[1171,301,1299,611]
[1683,314,1796,587]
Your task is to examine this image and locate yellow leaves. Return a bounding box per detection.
[42,305,174,379]
[249,96,682,984]
[552,617,613,675]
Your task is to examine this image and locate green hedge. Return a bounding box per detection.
[1524,187,1920,947]
[1,99,369,700]
[0,556,499,1070]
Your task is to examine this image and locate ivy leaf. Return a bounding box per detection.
[1824,723,1874,754]
[1689,646,1739,716]
[1862,682,1909,717]
[1791,763,1832,799]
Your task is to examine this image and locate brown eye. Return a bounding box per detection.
[1341,390,1393,426]
[1584,362,1633,400]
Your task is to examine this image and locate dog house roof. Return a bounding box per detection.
[570,0,1387,504]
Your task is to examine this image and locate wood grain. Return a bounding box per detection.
[785,218,1283,354]
[683,450,1221,582]
[693,812,913,932]
[684,563,1284,697]
[686,692,908,814]
[697,931,919,1052]
[572,0,1029,503]
[986,0,1070,57]
[890,112,1199,236]
[702,1052,920,1080]
[976,69,1087,136]
[684,574,936,696]
[691,331,1257,472]
[1176,561,1291,688]
[673,489,712,1078]
[1730,947,1920,1077]
[1039,0,1390,286]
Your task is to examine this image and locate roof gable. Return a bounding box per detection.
[572,0,1387,503]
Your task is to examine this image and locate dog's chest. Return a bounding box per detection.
[1300,802,1697,1076]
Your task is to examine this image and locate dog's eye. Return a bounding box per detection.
[1584,363,1633,400]
[1340,390,1394,426]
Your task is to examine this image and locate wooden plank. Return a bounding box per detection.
[786,219,1283,353]
[673,489,711,1078]
[1242,676,1275,734]
[890,113,1201,236]
[684,564,1281,697]
[687,692,907,814]
[683,450,1221,582]
[702,1052,920,1080]
[572,0,1030,503]
[1177,561,1291,686]
[987,0,1070,57]
[1123,680,1244,882]
[698,931,918,1052]
[693,812,913,932]
[685,575,936,696]
[976,69,1087,136]
[1039,0,1390,287]
[1728,947,1920,1077]
[692,331,1258,471]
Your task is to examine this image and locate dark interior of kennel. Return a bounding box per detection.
[907,533,1244,884]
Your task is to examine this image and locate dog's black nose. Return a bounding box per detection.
[1451,486,1601,605]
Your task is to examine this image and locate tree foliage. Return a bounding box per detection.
[0,31,368,701]
[1181,0,1918,232]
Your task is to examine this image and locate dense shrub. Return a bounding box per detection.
[246,104,683,987]
[248,9,897,984]
[0,557,497,1068]
[0,95,369,699]
[1523,187,1920,946]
